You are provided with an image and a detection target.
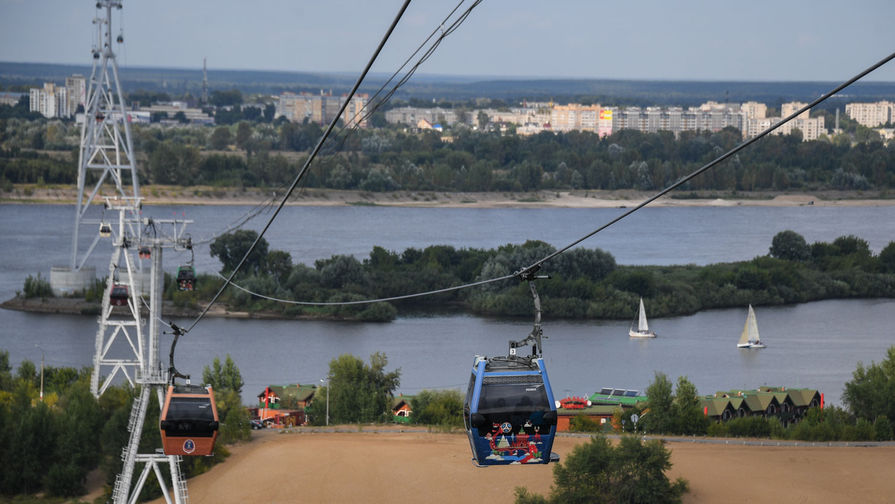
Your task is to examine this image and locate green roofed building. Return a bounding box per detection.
[589,387,648,407]
[699,386,821,426]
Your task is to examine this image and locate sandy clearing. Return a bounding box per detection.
[149,431,895,504]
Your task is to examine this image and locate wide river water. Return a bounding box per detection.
[1,202,894,406]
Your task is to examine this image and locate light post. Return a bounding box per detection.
[35,344,44,401]
[320,377,329,426]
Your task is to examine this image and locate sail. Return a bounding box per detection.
[745,305,760,344]
[738,305,759,345]
[638,298,649,332]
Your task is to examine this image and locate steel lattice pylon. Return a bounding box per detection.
[97,207,194,504]
[76,3,190,503]
[71,0,140,273]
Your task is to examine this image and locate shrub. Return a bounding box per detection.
[22,272,52,298]
[515,435,688,504]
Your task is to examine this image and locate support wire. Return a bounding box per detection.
[211,50,895,307]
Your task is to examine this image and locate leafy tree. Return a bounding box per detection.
[769,230,810,261]
[202,354,245,395]
[0,350,12,391]
[879,242,895,273]
[47,380,103,496]
[210,230,270,275]
[672,376,708,435]
[209,126,233,150]
[210,89,243,107]
[642,372,674,434]
[411,389,463,427]
[265,250,293,285]
[843,346,895,423]
[235,121,252,151]
[320,352,400,424]
[315,255,365,289]
[7,400,56,494]
[515,435,688,504]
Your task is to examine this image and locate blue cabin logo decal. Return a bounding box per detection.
[183,439,196,454]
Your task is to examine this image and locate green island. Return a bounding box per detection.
[10,229,895,323]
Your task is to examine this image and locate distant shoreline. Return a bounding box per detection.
[3,185,895,209]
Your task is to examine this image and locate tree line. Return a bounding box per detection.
[2,111,894,192]
[593,345,895,443]
[0,350,250,500]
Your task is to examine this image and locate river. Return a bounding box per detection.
[1,202,894,406]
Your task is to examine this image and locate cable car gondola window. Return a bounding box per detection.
[162,397,217,437]
[478,377,549,414]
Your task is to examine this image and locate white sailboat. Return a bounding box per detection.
[629,298,656,338]
[737,304,766,349]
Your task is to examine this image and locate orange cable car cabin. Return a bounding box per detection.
[159,384,219,456]
[109,284,129,306]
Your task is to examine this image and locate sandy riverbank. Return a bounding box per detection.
[3,185,895,208]
[145,430,895,504]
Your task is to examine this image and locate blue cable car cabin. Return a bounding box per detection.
[176,265,195,291]
[464,355,558,466]
[160,384,219,456]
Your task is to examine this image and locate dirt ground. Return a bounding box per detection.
[149,430,895,504]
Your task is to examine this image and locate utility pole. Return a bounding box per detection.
[35,344,44,402]
[320,377,329,426]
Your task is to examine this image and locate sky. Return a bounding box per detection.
[2,0,895,83]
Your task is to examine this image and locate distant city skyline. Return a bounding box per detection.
[2,0,895,82]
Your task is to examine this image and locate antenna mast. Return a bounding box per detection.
[202,57,208,105]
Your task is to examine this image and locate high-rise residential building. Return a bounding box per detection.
[65,74,87,116]
[340,93,369,128]
[551,104,601,132]
[845,101,894,127]
[745,115,826,141]
[781,101,810,120]
[384,106,461,127]
[276,90,369,127]
[741,101,767,119]
[29,82,68,118]
[611,103,744,136]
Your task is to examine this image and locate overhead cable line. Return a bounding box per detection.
[321,0,484,155]
[215,271,514,306]
[182,0,413,334]
[214,50,895,307]
[191,192,279,245]
[513,50,895,280]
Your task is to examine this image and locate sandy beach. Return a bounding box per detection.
[3,185,895,208]
[145,429,895,504]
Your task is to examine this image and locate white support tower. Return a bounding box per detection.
[103,213,194,504]
[52,0,141,296]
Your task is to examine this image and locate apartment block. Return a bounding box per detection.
[845,101,894,127]
[340,93,369,128]
[277,91,368,127]
[745,116,826,141]
[781,101,810,120]
[741,101,767,119]
[384,106,461,127]
[65,74,87,116]
[29,82,68,118]
[611,103,744,136]
[551,104,601,132]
